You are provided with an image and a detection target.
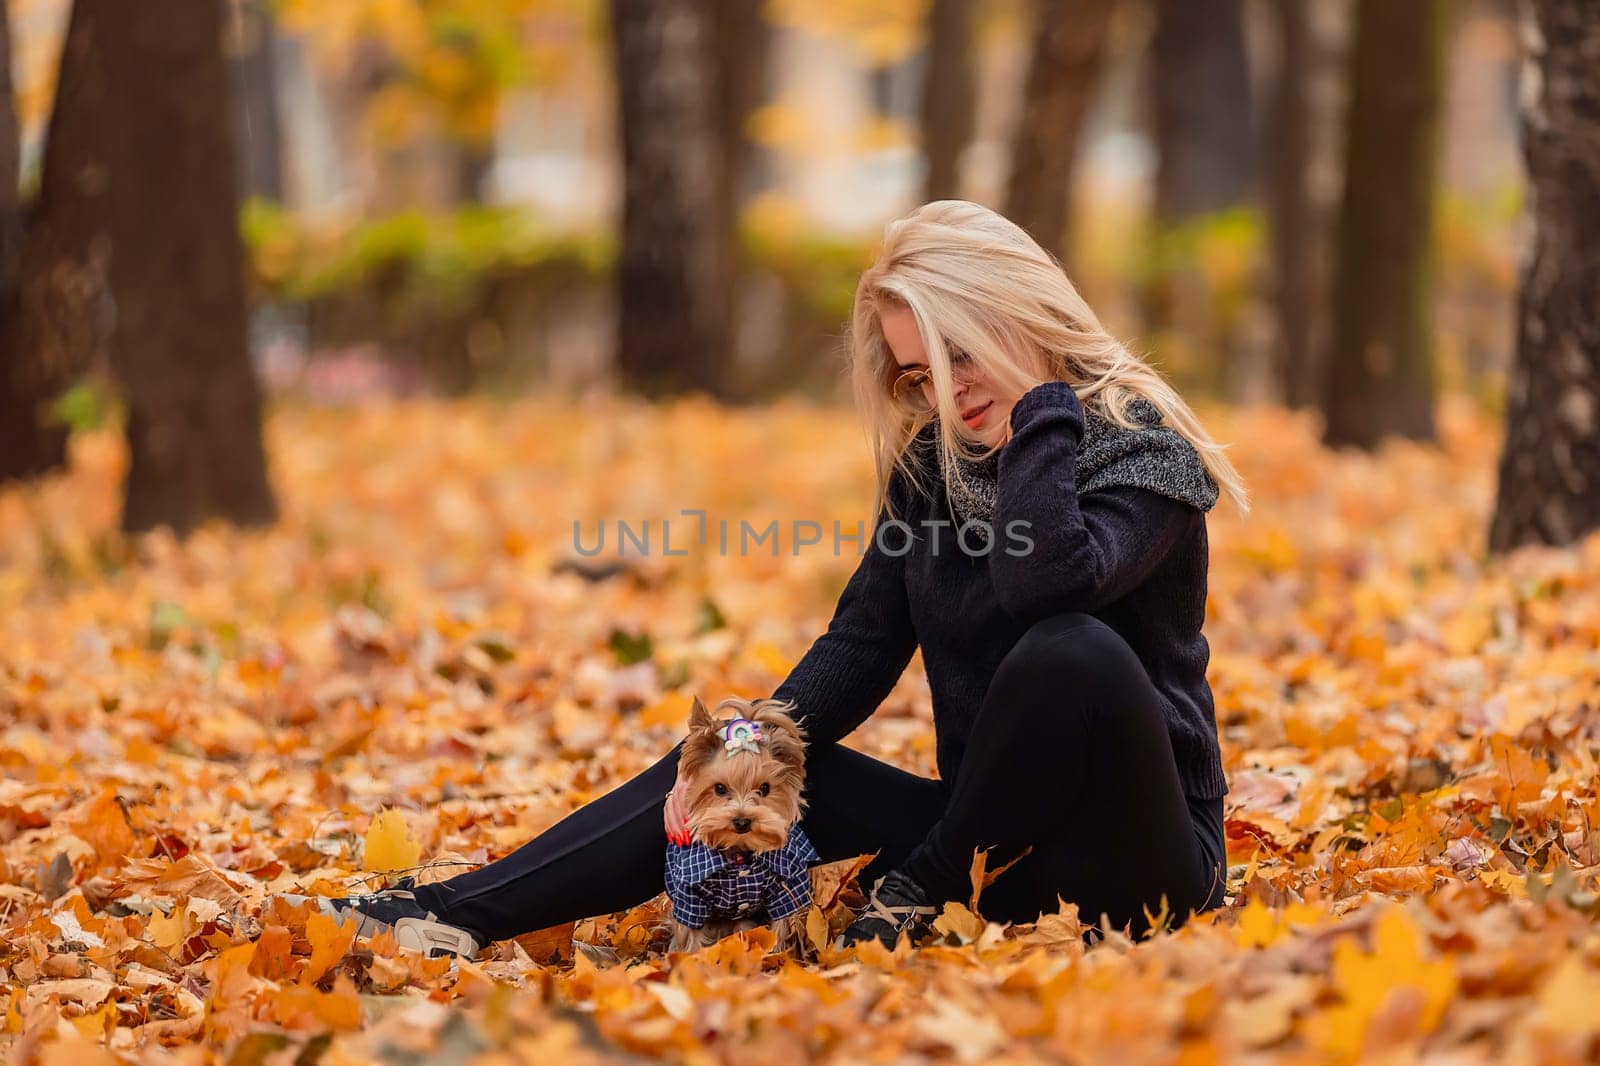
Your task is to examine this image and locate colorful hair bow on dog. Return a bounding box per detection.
[723,718,764,756]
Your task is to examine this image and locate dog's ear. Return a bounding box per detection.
[680,695,722,782]
[688,694,715,733]
[679,729,720,782]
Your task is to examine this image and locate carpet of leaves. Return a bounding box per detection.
[4,395,1600,1064]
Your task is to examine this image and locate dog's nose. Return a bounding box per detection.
[732,817,752,833]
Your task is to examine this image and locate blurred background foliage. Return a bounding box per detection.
[6,0,1591,551]
[0,0,1527,403]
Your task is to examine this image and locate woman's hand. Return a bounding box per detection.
[663,772,692,846]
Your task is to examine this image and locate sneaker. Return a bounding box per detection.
[836,869,939,949]
[278,876,484,959]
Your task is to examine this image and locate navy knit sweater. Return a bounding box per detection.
[772,381,1229,800]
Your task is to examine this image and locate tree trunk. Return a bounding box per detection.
[94,0,277,534]
[1264,0,1348,409]
[708,0,770,398]
[1321,0,1446,449]
[1149,0,1253,221]
[609,0,729,399]
[1004,0,1115,263]
[454,141,494,202]
[0,0,108,482]
[920,0,975,203]
[0,1,16,274]
[229,0,284,203]
[1488,0,1600,552]
[1265,0,1314,408]
[0,0,41,482]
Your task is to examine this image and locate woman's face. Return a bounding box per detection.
[880,305,1015,443]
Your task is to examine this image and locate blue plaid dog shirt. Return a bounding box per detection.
[664,825,821,928]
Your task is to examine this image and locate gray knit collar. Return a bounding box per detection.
[926,396,1219,537]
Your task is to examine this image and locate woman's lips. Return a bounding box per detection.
[961,401,992,428]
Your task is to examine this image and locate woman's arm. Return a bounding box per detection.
[990,381,1196,625]
[770,465,920,750]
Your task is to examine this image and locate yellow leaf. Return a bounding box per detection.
[146,907,189,954]
[1534,956,1600,1036]
[1305,907,1457,1059]
[931,900,984,944]
[363,807,422,873]
[1235,898,1280,948]
[70,1001,117,1041]
[806,905,830,954]
[1237,898,1325,948]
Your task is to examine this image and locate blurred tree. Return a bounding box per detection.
[919,0,974,202]
[1265,0,1311,407]
[709,0,773,396]
[1140,0,1253,364]
[1149,0,1252,222]
[229,0,285,203]
[0,5,15,284]
[95,0,277,534]
[1005,0,1115,263]
[1489,0,1600,551]
[0,0,108,483]
[609,0,728,398]
[279,0,538,207]
[1322,0,1446,448]
[0,0,35,481]
[1264,0,1346,409]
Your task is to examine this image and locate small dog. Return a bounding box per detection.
[664,695,816,954]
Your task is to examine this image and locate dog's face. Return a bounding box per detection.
[678,696,807,853]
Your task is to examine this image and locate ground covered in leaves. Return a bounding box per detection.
[4,395,1600,1064]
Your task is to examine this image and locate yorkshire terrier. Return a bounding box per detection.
[664,695,817,954]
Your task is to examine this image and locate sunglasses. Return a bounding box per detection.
[889,348,980,413]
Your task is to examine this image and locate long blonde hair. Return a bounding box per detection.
[849,199,1249,523]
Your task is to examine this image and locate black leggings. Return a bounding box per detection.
[412,612,1227,941]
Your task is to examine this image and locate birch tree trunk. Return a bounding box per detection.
[1488,0,1600,551]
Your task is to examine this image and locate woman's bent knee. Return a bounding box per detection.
[985,611,1166,742]
[999,611,1135,683]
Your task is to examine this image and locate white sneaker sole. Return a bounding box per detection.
[275,893,483,959]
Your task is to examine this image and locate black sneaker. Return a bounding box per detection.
[837,869,939,949]
[278,876,484,959]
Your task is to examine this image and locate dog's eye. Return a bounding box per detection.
[713,783,729,796]
[758,782,770,797]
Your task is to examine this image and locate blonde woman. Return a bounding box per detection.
[300,200,1246,956]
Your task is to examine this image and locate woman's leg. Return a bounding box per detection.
[412,734,948,943]
[799,741,948,887]
[411,744,683,943]
[898,611,1223,936]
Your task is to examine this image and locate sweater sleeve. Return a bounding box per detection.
[771,463,920,750]
[990,382,1195,625]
